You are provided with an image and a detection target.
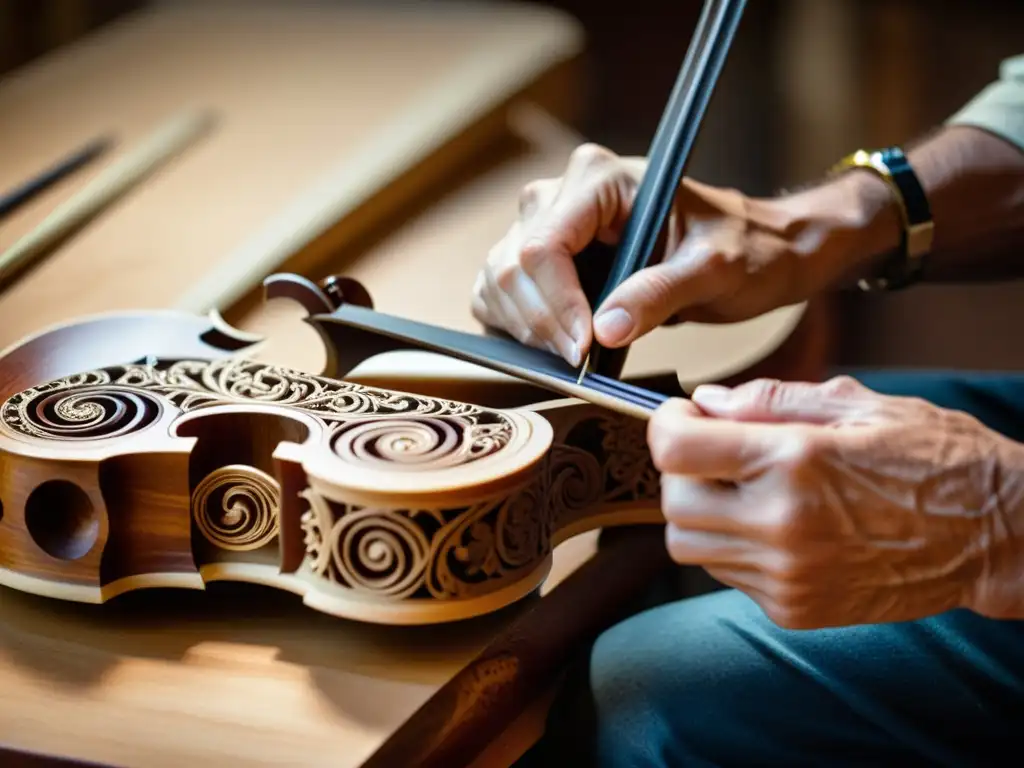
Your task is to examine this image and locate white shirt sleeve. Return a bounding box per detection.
[947,55,1024,152]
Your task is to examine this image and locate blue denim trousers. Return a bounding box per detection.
[518,371,1024,767]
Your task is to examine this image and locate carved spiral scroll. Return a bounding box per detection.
[333,508,431,597]
[329,416,507,472]
[301,490,432,599]
[192,465,280,551]
[13,385,162,441]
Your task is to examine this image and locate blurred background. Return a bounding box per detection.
[3,0,1024,371]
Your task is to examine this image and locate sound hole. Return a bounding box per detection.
[24,481,99,560]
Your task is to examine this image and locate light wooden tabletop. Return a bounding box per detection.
[0,0,583,346]
[0,3,809,766]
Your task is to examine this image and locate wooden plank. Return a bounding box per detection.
[0,0,584,348]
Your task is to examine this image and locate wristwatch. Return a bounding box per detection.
[831,146,934,291]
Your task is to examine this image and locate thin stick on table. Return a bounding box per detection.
[0,135,114,221]
[0,109,216,293]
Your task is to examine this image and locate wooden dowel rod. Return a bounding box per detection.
[0,109,216,292]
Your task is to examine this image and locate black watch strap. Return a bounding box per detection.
[832,146,934,291]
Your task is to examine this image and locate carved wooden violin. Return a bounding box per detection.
[0,273,674,625]
[0,0,756,626]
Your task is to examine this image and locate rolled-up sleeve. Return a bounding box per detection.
[947,55,1024,152]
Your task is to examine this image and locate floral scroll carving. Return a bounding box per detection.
[191,465,281,552]
[297,470,552,603]
[1,358,517,454]
[294,406,661,606]
[546,409,661,534]
[0,356,662,618]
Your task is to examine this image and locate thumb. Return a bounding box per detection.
[691,376,876,424]
[591,256,717,347]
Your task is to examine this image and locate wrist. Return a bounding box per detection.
[787,170,904,291]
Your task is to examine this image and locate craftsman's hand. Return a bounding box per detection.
[648,375,1024,629]
[471,143,895,366]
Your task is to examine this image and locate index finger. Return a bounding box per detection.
[647,398,812,480]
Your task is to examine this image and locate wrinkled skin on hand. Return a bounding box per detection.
[648,375,1024,629]
[470,143,823,367]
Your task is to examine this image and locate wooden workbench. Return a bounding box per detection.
[0,2,819,766]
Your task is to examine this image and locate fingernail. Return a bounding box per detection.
[593,308,634,344]
[692,384,729,408]
[555,338,581,367]
[567,342,582,368]
[570,314,589,346]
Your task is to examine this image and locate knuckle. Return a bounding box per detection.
[776,427,827,471]
[743,378,786,410]
[763,581,813,629]
[615,270,678,323]
[492,263,520,293]
[647,406,691,471]
[700,245,736,272]
[768,551,810,586]
[904,395,942,421]
[820,374,864,398]
[518,179,553,214]
[569,141,616,169]
[485,242,510,273]
[470,301,495,330]
[518,181,541,212]
[659,475,694,520]
[647,426,678,472]
[760,499,802,543]
[521,306,559,339]
[759,598,797,629]
[519,329,545,350]
[517,237,550,273]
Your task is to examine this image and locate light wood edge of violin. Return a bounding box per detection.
[0,307,262,361]
[673,301,807,391]
[0,559,557,626]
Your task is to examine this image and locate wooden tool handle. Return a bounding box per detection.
[0,109,215,291]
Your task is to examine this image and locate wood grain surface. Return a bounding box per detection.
[0,3,826,765]
[0,0,583,346]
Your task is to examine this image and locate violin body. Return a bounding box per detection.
[0,275,666,625]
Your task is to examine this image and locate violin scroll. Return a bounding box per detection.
[263,272,374,315]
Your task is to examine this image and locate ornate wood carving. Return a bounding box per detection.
[192,465,280,552]
[0,311,664,624]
